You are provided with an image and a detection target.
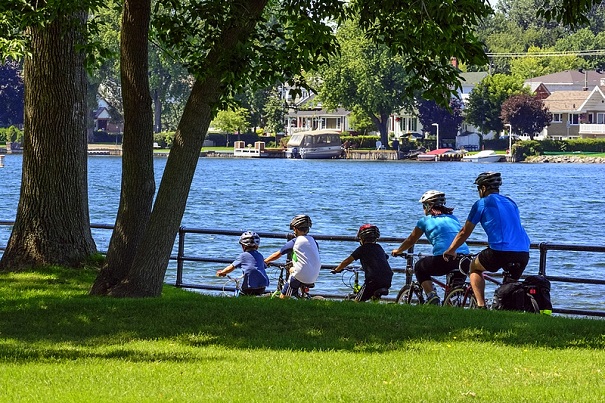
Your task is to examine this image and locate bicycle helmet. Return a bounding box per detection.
[239,231,260,247]
[419,190,446,207]
[474,171,502,189]
[356,224,380,242]
[289,214,312,230]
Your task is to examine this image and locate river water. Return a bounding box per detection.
[1,154,604,313]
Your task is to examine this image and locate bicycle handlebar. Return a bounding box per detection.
[393,252,425,259]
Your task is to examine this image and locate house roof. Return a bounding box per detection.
[287,107,350,117]
[459,72,488,86]
[525,70,605,91]
[542,87,605,112]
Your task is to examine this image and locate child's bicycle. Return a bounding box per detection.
[220,274,266,297]
[394,252,468,306]
[268,262,315,299]
[444,254,540,312]
[334,266,389,302]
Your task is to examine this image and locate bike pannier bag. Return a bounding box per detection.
[492,281,526,311]
[523,275,552,315]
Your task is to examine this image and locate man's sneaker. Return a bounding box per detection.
[425,294,441,305]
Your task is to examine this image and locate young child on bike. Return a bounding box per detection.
[443,172,530,308]
[264,214,321,299]
[391,190,470,305]
[216,231,270,295]
[332,224,393,302]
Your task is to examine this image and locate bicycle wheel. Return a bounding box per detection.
[443,287,471,308]
[396,284,424,305]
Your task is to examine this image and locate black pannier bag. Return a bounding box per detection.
[492,281,527,311]
[523,275,553,315]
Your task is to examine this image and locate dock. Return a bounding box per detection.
[88,144,122,156]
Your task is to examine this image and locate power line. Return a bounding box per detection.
[486,49,605,58]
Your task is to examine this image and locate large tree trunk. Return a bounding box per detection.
[106,0,268,297]
[0,12,96,271]
[90,0,154,295]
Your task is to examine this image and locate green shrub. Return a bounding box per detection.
[0,126,23,143]
[341,135,380,149]
[514,139,605,160]
[154,131,175,148]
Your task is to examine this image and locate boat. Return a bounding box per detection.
[285,129,343,159]
[0,154,4,167]
[461,149,503,163]
[416,148,455,161]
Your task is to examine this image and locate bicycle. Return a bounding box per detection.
[220,274,268,297]
[333,266,389,302]
[268,262,315,299]
[394,252,468,306]
[444,254,540,313]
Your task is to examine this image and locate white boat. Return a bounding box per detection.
[461,150,503,163]
[286,129,343,159]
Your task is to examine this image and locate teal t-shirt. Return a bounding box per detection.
[417,214,470,256]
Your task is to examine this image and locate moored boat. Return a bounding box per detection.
[286,129,343,159]
[461,149,503,163]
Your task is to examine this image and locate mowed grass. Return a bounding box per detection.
[1,267,605,402]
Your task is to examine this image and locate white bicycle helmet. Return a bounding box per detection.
[239,231,260,247]
[419,190,446,207]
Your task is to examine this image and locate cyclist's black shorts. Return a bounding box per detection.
[477,248,529,279]
[414,255,467,284]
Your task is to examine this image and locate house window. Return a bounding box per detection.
[597,113,605,124]
[569,114,580,125]
[552,113,562,123]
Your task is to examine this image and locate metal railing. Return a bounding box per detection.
[1,221,605,317]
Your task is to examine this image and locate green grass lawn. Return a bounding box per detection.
[4,267,603,402]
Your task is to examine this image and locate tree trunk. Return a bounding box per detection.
[106,0,269,297]
[90,0,154,295]
[0,12,96,271]
[371,113,389,148]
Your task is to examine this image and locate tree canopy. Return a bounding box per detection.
[500,93,552,139]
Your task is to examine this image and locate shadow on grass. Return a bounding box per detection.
[1,269,605,363]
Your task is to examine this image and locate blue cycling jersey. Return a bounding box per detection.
[467,193,530,252]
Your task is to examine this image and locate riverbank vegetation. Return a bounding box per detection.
[2,267,604,401]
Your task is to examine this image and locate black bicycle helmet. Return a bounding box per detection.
[419,190,446,207]
[289,214,312,230]
[356,224,380,242]
[474,171,502,189]
[239,231,260,247]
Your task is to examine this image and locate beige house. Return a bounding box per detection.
[541,86,605,140]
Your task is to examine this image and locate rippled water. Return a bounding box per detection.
[1,154,604,313]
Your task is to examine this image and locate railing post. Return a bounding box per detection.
[538,242,548,277]
[176,226,186,287]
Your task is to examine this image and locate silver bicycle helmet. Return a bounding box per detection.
[239,231,260,247]
[419,190,446,207]
[289,214,312,230]
[356,224,380,242]
[474,172,502,189]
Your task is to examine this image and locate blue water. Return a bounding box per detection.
[1,154,604,313]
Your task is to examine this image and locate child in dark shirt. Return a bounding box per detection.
[332,224,393,301]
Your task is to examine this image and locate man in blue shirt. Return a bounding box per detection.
[443,172,530,308]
